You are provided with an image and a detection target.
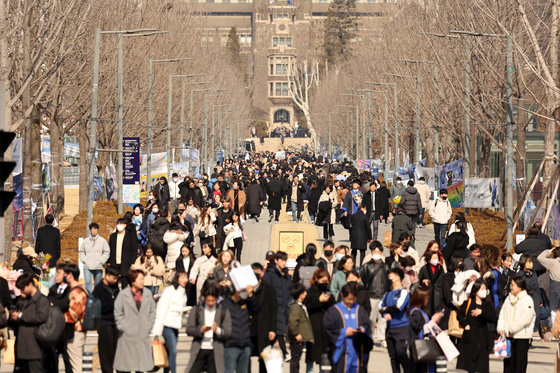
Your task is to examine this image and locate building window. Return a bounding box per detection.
[272,37,292,48]
[276,13,289,19]
[269,83,274,96]
[240,34,252,45]
[202,35,214,46]
[275,82,289,96]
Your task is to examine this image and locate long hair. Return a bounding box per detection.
[310,268,330,286]
[407,286,431,316]
[140,246,160,265]
[216,250,236,268]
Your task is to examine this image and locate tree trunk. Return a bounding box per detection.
[50,119,65,218]
[78,127,89,213]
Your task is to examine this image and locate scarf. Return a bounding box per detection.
[131,288,143,310]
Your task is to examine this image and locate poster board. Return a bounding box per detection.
[439,159,464,208]
[464,178,501,208]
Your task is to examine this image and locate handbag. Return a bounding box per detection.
[493,337,511,358]
[412,337,442,363]
[35,305,66,344]
[448,310,464,338]
[3,335,14,365]
[434,328,460,361]
[152,337,169,368]
[383,230,392,248]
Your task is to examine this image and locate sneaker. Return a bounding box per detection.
[380,340,387,348]
[284,354,292,362]
[268,216,273,222]
[255,217,259,222]
[418,223,424,228]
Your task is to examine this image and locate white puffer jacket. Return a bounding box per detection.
[497,290,536,339]
[151,285,188,335]
[163,230,188,269]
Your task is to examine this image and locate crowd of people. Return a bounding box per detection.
[5,151,560,373]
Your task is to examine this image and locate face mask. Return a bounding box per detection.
[477,290,487,299]
[403,241,410,250]
[324,250,333,258]
[441,196,448,200]
[347,281,358,287]
[254,273,261,281]
[239,290,248,300]
[150,195,155,200]
[318,283,330,292]
[172,178,178,183]
[405,266,413,272]
[152,208,159,214]
[116,225,125,232]
[336,253,345,261]
[525,262,533,270]
[372,254,382,261]
[430,259,439,266]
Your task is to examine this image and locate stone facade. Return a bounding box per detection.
[190,0,396,130]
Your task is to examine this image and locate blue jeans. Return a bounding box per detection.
[291,201,300,222]
[83,269,103,294]
[224,346,251,373]
[434,223,447,246]
[145,285,159,295]
[162,327,178,373]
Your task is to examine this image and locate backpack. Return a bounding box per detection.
[77,287,102,331]
[298,266,318,289]
[35,305,66,344]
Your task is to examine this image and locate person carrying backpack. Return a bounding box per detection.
[63,264,88,373]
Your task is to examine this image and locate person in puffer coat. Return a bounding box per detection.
[497,276,536,373]
[399,180,422,238]
[148,211,170,260]
[163,222,189,271]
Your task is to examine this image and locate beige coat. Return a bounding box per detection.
[133,256,165,287]
[415,180,431,209]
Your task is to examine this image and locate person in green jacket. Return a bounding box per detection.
[330,255,355,300]
[287,283,314,373]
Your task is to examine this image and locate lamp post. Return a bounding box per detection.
[449,30,514,251]
[147,57,191,193]
[87,28,163,235]
[400,59,440,186]
[384,73,422,163]
[359,89,390,171]
[366,81,399,169]
[340,93,366,159]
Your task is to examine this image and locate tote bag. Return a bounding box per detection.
[152,337,169,368]
[3,338,14,365]
[383,230,392,248]
[435,329,460,361]
[448,310,464,338]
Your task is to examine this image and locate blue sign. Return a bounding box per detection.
[214,149,224,164]
[123,137,140,185]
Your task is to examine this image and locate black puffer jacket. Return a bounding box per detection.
[443,231,469,265]
[515,236,548,275]
[400,186,422,216]
[360,259,389,299]
[263,265,292,335]
[148,217,169,259]
[222,294,260,348]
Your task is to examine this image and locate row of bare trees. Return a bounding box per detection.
[305,0,558,188]
[2,0,252,246]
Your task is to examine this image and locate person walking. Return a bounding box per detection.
[133,246,165,294]
[538,247,560,323]
[190,243,218,301]
[152,271,189,373]
[262,251,292,360]
[79,222,110,294]
[266,173,284,222]
[376,181,391,225]
[148,210,170,260]
[443,220,470,266]
[515,226,548,276]
[428,189,453,246]
[380,267,414,373]
[360,241,389,347]
[389,177,405,209]
[113,269,156,373]
[316,184,336,240]
[400,180,422,238]
[287,283,314,373]
[226,181,247,219]
[362,181,381,240]
[330,255,355,300]
[169,173,181,213]
[108,218,138,287]
[176,245,197,307]
[215,199,234,251]
[415,176,431,227]
[186,283,232,373]
[163,221,189,275]
[10,272,49,373]
[391,207,414,244]
[288,175,305,223]
[45,263,71,373]
[34,214,61,268]
[63,264,88,373]
[418,250,445,316]
[154,176,171,212]
[92,266,120,373]
[350,203,372,266]
[497,276,536,373]
[456,280,497,373]
[246,178,266,222]
[222,285,259,373]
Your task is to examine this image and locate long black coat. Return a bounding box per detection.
[11,290,49,360]
[153,182,170,208]
[286,182,305,212]
[304,284,336,363]
[391,212,414,243]
[266,178,283,211]
[246,183,266,215]
[108,230,138,276]
[148,217,169,259]
[35,224,61,267]
[250,279,277,354]
[376,187,391,220]
[418,263,444,316]
[362,190,384,219]
[350,210,372,251]
[262,265,292,335]
[307,187,322,216]
[443,232,469,264]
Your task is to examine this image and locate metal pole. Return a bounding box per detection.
[203,95,208,173]
[367,94,372,159]
[433,64,440,188]
[328,114,332,155]
[189,89,194,173]
[211,105,215,163]
[179,81,186,163]
[464,36,471,180]
[415,76,422,163]
[506,35,514,251]
[384,94,389,172]
[393,84,399,168]
[147,60,154,193]
[117,34,124,215]
[86,28,101,235]
[166,75,173,179]
[355,105,359,160]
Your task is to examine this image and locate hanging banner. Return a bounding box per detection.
[415,166,437,191]
[439,159,464,208]
[41,137,51,164]
[181,148,200,166]
[464,178,501,208]
[123,137,140,205]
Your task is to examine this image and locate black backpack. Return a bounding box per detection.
[35,305,66,344]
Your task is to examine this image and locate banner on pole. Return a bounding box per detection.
[464,178,500,208]
[415,166,437,191]
[123,137,140,185]
[439,159,464,208]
